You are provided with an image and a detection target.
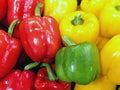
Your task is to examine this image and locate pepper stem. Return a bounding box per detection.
[8,19,20,37]
[71,14,84,25]
[115,5,120,11]
[35,3,43,16]
[62,36,76,46]
[42,63,57,81]
[24,62,41,70]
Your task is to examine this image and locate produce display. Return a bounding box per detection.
[0,0,120,90]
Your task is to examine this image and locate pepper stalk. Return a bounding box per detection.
[8,19,20,37]
[24,62,58,81]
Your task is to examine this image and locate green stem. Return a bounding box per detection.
[62,36,76,46]
[35,3,43,16]
[115,5,120,11]
[24,62,41,70]
[42,63,57,81]
[8,19,20,37]
[71,14,84,26]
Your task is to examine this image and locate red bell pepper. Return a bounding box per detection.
[0,0,7,20]
[7,0,44,38]
[19,3,61,62]
[0,69,36,90]
[34,63,71,90]
[0,20,22,78]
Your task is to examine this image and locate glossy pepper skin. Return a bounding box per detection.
[34,64,71,90]
[44,0,77,23]
[59,11,99,44]
[19,16,61,62]
[0,0,7,20]
[0,20,22,78]
[74,75,116,90]
[55,37,101,85]
[99,0,120,38]
[80,0,106,18]
[7,0,44,38]
[0,69,36,90]
[100,34,120,84]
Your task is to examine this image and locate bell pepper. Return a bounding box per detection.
[79,0,106,18]
[99,0,120,38]
[74,75,116,90]
[55,36,101,85]
[100,34,120,84]
[0,0,7,20]
[0,20,22,78]
[7,0,44,38]
[0,69,36,90]
[19,3,61,62]
[44,0,77,23]
[34,63,71,90]
[59,11,99,44]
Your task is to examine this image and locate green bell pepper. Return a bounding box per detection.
[55,36,101,85]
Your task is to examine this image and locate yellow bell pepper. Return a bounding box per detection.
[59,11,99,44]
[100,34,120,84]
[44,0,77,23]
[74,75,116,90]
[80,0,106,18]
[99,0,120,38]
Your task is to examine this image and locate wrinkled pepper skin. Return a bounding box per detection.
[0,0,7,20]
[44,0,77,23]
[0,30,22,78]
[0,69,36,90]
[7,0,44,38]
[100,34,120,84]
[34,67,71,90]
[59,11,99,44]
[99,0,120,38]
[55,42,101,85]
[19,16,61,62]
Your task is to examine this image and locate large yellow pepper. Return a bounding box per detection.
[74,75,116,90]
[100,34,120,84]
[44,0,77,23]
[59,11,99,44]
[99,0,120,38]
[80,0,106,18]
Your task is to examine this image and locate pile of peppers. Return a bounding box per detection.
[0,0,120,90]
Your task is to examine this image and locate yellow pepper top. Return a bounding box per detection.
[59,11,99,44]
[99,0,120,38]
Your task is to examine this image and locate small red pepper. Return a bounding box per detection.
[19,3,61,62]
[34,63,71,90]
[0,69,36,90]
[7,0,44,38]
[0,20,22,78]
[0,0,7,20]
